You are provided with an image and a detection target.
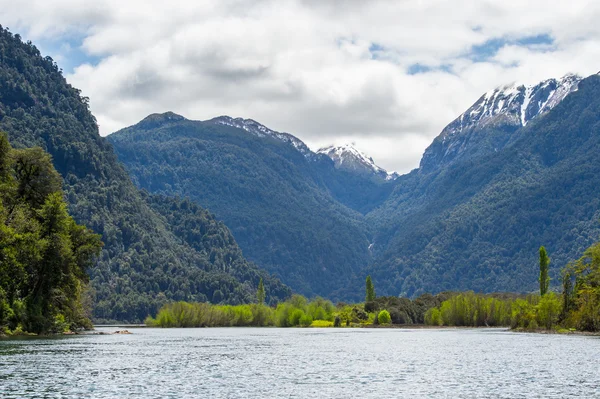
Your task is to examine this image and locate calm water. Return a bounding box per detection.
[1,327,599,398]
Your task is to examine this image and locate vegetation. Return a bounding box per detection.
[0,27,290,323]
[539,246,550,296]
[108,114,373,299]
[562,242,600,331]
[145,290,457,328]
[422,239,600,332]
[365,275,376,302]
[366,75,600,299]
[145,295,337,328]
[0,133,102,334]
[377,310,391,325]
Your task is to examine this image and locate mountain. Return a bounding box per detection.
[317,143,398,181]
[208,116,398,213]
[111,73,600,302]
[420,74,582,172]
[0,27,290,322]
[367,73,600,299]
[208,116,317,159]
[108,114,373,298]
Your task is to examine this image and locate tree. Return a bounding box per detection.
[560,269,574,321]
[539,246,550,296]
[257,278,265,305]
[365,275,376,302]
[333,315,341,327]
[536,292,561,330]
[378,310,391,325]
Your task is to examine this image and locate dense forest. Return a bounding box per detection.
[0,134,102,334]
[364,75,600,299]
[0,26,290,323]
[108,114,373,297]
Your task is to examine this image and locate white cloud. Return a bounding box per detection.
[3,0,600,172]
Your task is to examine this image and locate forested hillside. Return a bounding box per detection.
[367,75,600,298]
[0,27,290,322]
[108,114,373,297]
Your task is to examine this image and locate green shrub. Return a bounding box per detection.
[378,310,391,325]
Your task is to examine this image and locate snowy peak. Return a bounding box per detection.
[317,144,398,180]
[444,74,581,138]
[420,74,582,172]
[208,116,314,158]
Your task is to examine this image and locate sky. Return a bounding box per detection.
[3,0,600,173]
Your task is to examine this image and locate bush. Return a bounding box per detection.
[378,310,391,325]
[288,309,305,326]
[333,316,341,327]
[299,314,313,327]
[425,308,442,326]
[364,301,377,313]
[536,292,561,330]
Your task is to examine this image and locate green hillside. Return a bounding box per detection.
[0,27,290,322]
[108,114,372,297]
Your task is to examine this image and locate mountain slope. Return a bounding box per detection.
[367,73,600,298]
[420,74,581,172]
[317,144,398,181]
[0,27,290,322]
[108,114,373,298]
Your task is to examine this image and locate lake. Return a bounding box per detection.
[1,327,599,398]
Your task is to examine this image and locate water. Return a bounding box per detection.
[1,327,599,398]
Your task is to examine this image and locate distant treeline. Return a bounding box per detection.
[425,243,600,332]
[146,290,457,328]
[148,239,600,332]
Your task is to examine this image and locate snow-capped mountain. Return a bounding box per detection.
[317,144,398,180]
[420,74,582,172]
[209,116,397,181]
[208,116,316,159]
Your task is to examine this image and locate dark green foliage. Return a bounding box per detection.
[257,278,265,305]
[333,315,341,327]
[539,246,550,296]
[108,114,372,298]
[0,27,289,323]
[560,269,574,321]
[365,275,376,302]
[370,293,453,324]
[0,134,102,334]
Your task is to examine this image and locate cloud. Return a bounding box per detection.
[3,0,600,173]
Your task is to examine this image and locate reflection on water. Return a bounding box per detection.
[1,327,599,398]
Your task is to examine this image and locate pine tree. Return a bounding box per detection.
[539,246,550,296]
[365,275,376,302]
[257,278,265,305]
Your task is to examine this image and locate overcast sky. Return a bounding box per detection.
[3,0,600,173]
